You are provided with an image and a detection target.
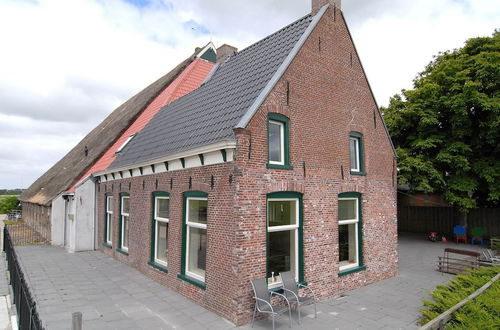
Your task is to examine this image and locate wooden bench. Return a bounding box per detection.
[438,248,480,274]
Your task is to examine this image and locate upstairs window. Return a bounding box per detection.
[267,114,292,169]
[269,120,284,164]
[349,132,365,175]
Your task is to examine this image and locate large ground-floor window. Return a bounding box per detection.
[151,192,169,270]
[338,192,364,275]
[105,195,113,246]
[119,193,130,253]
[267,192,303,288]
[180,191,208,287]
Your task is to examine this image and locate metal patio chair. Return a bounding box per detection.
[482,249,500,264]
[279,271,317,324]
[250,278,292,330]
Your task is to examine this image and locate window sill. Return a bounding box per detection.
[350,170,366,176]
[339,265,366,277]
[116,248,129,256]
[148,261,168,273]
[102,242,112,249]
[267,163,293,170]
[177,273,206,290]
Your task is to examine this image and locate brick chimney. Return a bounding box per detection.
[312,0,340,15]
[216,44,238,63]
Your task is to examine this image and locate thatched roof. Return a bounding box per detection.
[20,51,200,206]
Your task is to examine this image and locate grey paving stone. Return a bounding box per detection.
[5,234,485,330]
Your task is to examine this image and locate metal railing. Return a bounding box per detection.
[4,226,44,330]
[7,210,22,221]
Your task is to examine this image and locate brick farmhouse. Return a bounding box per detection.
[92,0,397,325]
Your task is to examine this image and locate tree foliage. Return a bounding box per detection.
[0,195,20,214]
[383,31,500,211]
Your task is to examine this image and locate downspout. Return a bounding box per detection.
[92,175,98,250]
[63,196,68,247]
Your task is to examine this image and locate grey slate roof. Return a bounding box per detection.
[109,14,313,170]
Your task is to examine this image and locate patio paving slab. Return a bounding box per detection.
[9,233,484,329]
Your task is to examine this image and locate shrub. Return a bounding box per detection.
[420,266,500,329]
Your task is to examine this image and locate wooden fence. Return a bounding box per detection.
[398,206,500,238]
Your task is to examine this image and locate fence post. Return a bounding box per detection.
[72,312,82,330]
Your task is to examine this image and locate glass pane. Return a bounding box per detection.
[339,223,357,267]
[107,197,113,212]
[106,214,112,243]
[268,200,296,227]
[156,221,168,264]
[188,227,207,279]
[350,138,358,170]
[267,230,296,286]
[122,197,130,214]
[188,199,207,224]
[339,199,357,221]
[156,198,169,219]
[122,216,129,248]
[269,121,282,163]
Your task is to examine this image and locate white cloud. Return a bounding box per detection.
[0,0,498,189]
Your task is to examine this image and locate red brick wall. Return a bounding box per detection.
[230,5,397,324]
[96,5,397,326]
[97,163,239,321]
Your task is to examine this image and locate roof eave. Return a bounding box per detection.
[235,4,329,129]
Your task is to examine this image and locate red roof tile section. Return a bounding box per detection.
[69,58,214,192]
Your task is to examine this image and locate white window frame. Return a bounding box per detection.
[267,198,299,289]
[350,137,360,172]
[269,120,285,166]
[120,195,130,252]
[105,195,113,245]
[185,197,208,283]
[154,196,169,267]
[338,197,359,271]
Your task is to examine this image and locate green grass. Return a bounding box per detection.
[420,266,500,329]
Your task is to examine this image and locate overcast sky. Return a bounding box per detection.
[0,0,498,189]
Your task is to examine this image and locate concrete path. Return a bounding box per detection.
[12,234,484,330]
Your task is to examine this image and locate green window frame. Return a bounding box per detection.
[177,191,208,290]
[338,192,365,276]
[104,194,113,248]
[267,113,292,170]
[266,191,304,289]
[349,131,366,175]
[117,192,130,255]
[149,191,170,272]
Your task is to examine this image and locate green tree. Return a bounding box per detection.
[383,31,500,211]
[0,196,20,214]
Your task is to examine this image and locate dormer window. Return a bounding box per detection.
[116,134,136,153]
